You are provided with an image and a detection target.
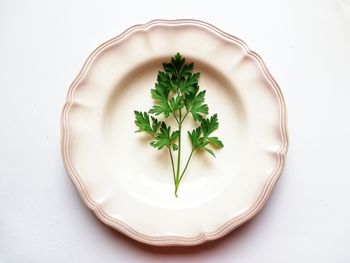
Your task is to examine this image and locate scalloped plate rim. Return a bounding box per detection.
[61,19,288,246]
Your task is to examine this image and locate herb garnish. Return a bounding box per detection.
[134,53,224,197]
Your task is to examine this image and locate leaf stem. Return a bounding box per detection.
[175,109,182,197]
[168,102,180,124]
[167,146,176,185]
[175,149,195,196]
[180,111,189,125]
[172,112,180,124]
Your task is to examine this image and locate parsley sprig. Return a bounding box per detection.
[134,53,224,197]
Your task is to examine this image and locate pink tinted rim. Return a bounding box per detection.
[61,19,288,246]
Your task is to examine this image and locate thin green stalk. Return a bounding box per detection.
[175,149,195,196]
[180,111,189,125]
[167,146,176,185]
[175,109,182,197]
[174,110,190,196]
[172,111,180,124]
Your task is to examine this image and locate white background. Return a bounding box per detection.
[1,0,350,262]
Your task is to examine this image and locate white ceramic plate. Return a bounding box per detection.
[61,19,288,246]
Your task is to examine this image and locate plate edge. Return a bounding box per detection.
[60,18,289,246]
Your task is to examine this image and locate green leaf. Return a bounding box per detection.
[200,113,219,137]
[162,53,198,95]
[151,116,161,133]
[204,147,216,157]
[207,136,224,148]
[179,72,200,95]
[184,84,199,110]
[188,127,202,149]
[156,71,173,92]
[163,52,186,77]
[172,144,178,151]
[134,111,156,134]
[188,114,223,156]
[149,72,173,118]
[181,62,194,78]
[188,90,209,121]
[171,130,180,141]
[149,83,172,117]
[169,95,184,111]
[149,104,172,118]
[150,123,178,150]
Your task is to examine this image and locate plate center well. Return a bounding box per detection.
[101,57,247,204]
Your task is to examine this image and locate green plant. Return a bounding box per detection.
[134,53,223,197]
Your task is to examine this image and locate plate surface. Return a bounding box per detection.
[61,19,288,246]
